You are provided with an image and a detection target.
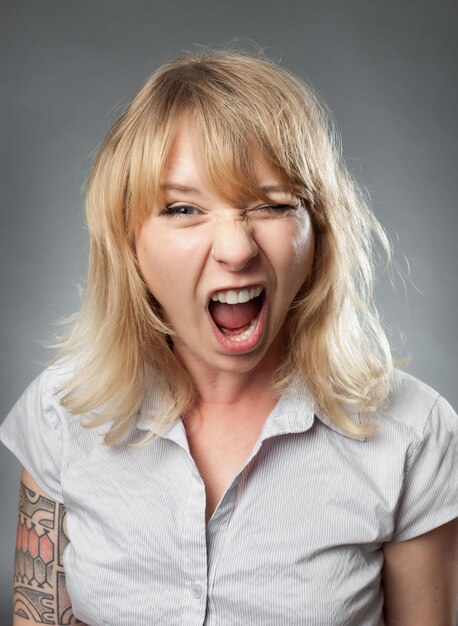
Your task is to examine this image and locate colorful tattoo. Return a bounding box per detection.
[14,480,84,625]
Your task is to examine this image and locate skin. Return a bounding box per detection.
[135,114,315,420]
[382,518,458,624]
[13,468,87,626]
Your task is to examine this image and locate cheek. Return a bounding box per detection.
[135,222,204,306]
[280,215,315,284]
[293,223,315,273]
[135,226,171,296]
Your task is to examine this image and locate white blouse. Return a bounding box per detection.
[1,364,457,625]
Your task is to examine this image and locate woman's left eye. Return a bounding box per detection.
[251,204,296,214]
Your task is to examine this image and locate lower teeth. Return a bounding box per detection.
[221,315,258,342]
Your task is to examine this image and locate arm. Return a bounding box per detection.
[13,468,87,626]
[382,518,458,625]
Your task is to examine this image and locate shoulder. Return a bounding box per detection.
[378,372,458,543]
[2,359,82,439]
[0,363,79,505]
[376,369,449,440]
[13,361,74,420]
[28,361,69,393]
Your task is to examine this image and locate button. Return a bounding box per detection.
[190,583,203,599]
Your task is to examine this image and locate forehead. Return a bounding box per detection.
[160,113,292,203]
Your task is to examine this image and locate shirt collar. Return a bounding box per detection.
[135,374,366,443]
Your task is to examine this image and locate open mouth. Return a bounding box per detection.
[208,286,265,344]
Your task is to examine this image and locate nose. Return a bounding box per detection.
[211,217,259,271]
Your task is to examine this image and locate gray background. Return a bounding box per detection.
[1,0,457,622]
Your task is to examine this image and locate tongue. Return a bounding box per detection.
[210,300,260,330]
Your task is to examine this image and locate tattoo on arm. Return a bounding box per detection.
[14,480,83,625]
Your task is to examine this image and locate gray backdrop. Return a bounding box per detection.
[1,0,457,622]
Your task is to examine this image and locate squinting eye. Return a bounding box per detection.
[249,204,296,215]
[162,205,201,217]
[264,204,294,212]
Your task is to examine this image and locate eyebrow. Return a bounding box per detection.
[160,183,293,195]
[160,184,202,195]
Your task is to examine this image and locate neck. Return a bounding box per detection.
[173,335,285,428]
[185,371,280,434]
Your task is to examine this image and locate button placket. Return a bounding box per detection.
[205,475,243,613]
[180,464,208,624]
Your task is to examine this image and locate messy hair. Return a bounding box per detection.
[55,49,392,444]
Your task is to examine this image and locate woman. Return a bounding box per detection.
[2,50,457,626]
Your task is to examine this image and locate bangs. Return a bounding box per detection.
[190,106,299,206]
[127,108,305,226]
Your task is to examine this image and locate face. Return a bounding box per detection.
[135,115,315,378]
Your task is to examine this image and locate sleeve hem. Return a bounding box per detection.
[390,507,458,542]
[0,431,64,504]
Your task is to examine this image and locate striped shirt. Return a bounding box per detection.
[1,364,457,626]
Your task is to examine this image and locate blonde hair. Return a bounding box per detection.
[55,49,392,443]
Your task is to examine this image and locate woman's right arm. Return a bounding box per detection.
[13,468,86,626]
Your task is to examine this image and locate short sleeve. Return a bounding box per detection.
[0,369,64,503]
[392,395,458,541]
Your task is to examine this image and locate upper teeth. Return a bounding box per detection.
[211,286,263,304]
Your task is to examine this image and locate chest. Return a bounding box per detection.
[62,424,403,626]
[185,422,263,524]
